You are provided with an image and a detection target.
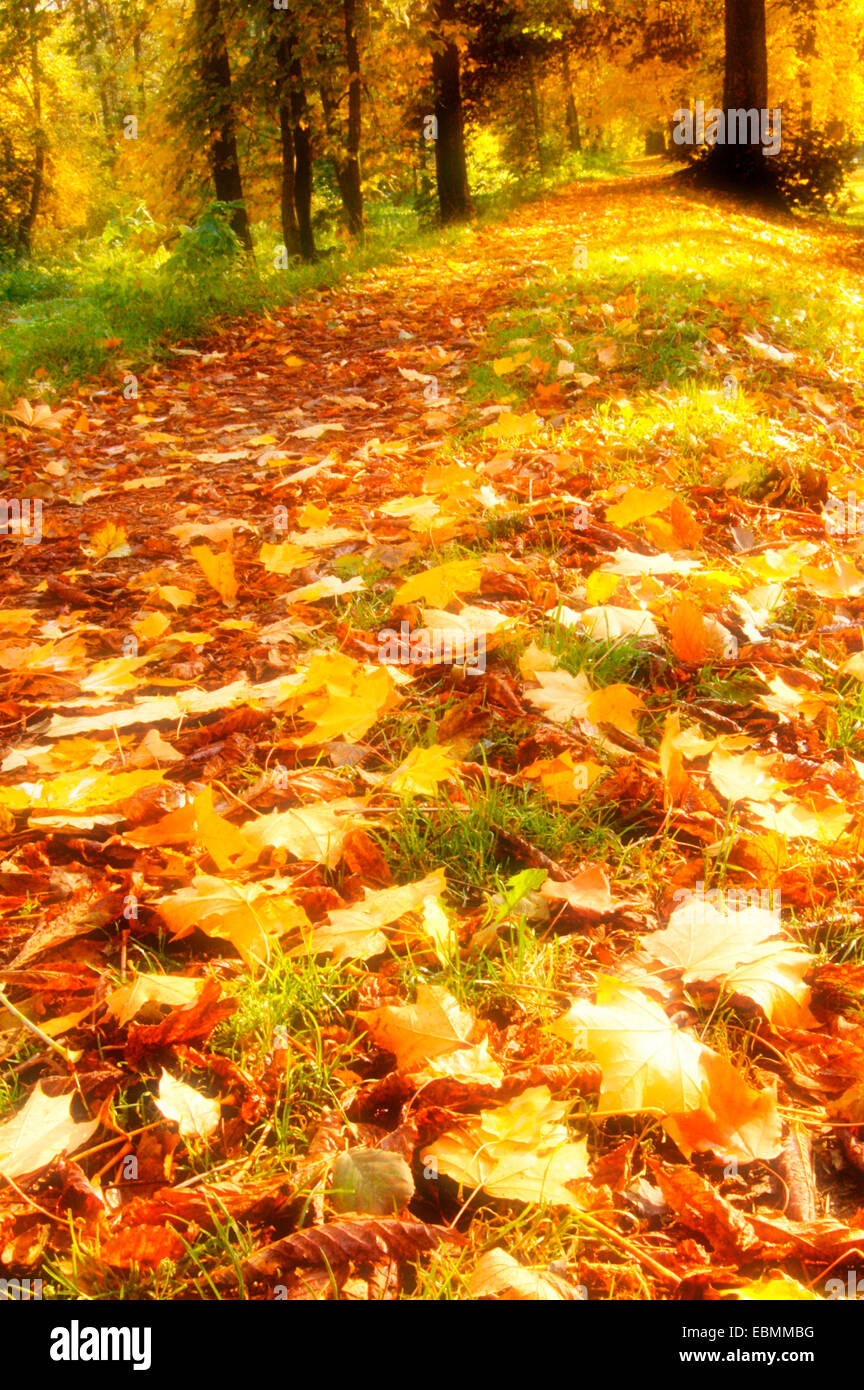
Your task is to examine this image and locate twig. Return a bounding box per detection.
[0,988,74,1065]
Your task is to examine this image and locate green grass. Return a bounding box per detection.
[379,780,633,905]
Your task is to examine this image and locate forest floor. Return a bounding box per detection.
[4,172,864,1300]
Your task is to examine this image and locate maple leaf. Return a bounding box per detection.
[525,669,592,723]
[126,786,253,870]
[154,874,309,968]
[521,750,604,803]
[553,977,782,1161]
[393,559,481,608]
[306,869,447,962]
[0,769,164,815]
[190,544,238,603]
[577,605,659,640]
[238,797,365,869]
[387,744,460,796]
[0,1084,99,1179]
[258,542,314,574]
[641,898,815,1027]
[468,1249,580,1300]
[82,521,130,560]
[605,485,675,528]
[359,981,481,1074]
[424,1087,588,1207]
[155,1068,220,1138]
[106,973,206,1028]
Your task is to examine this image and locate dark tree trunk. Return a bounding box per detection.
[318,0,363,236]
[699,0,779,201]
[562,51,581,152]
[272,17,315,262]
[527,55,545,174]
[288,51,315,260]
[277,100,301,256]
[193,0,252,250]
[432,0,471,223]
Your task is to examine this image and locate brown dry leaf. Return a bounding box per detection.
[243,1218,450,1280]
[99,1224,186,1269]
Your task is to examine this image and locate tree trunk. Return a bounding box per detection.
[527,55,545,174]
[19,30,44,255]
[340,0,363,237]
[272,18,315,262]
[193,0,253,250]
[701,0,778,200]
[277,100,301,256]
[562,51,581,152]
[432,0,471,223]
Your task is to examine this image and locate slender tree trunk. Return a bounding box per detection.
[527,55,545,174]
[340,0,363,236]
[272,17,315,262]
[193,0,252,250]
[431,0,471,223]
[277,100,301,256]
[77,0,113,141]
[19,28,44,255]
[288,51,315,260]
[562,50,581,152]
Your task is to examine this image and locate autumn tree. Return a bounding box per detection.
[270,2,316,262]
[317,0,364,237]
[430,0,471,222]
[193,0,253,250]
[694,0,778,199]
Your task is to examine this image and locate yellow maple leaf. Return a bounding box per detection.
[388,744,460,797]
[190,544,238,603]
[154,874,310,969]
[522,750,603,803]
[258,542,314,574]
[306,868,447,962]
[492,352,532,377]
[424,1087,588,1208]
[297,501,331,528]
[83,521,130,560]
[132,611,171,643]
[554,977,782,1161]
[525,669,592,724]
[0,768,164,814]
[586,683,645,735]
[605,486,675,529]
[484,411,540,441]
[641,898,815,1027]
[359,981,478,1073]
[394,559,482,609]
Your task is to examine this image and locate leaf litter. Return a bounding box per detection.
[3,181,864,1300]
